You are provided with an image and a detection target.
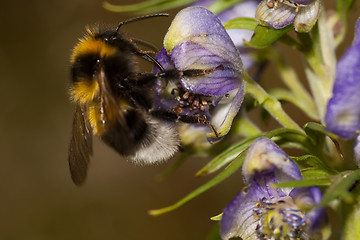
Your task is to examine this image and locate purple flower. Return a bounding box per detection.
[153,7,244,142]
[193,0,259,69]
[325,19,360,140]
[326,19,360,166]
[220,137,328,240]
[255,0,320,32]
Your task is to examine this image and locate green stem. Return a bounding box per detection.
[269,48,319,120]
[244,72,303,132]
[268,88,318,120]
[300,8,336,123]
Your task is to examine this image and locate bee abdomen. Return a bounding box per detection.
[100,110,180,164]
[100,109,148,156]
[128,115,180,164]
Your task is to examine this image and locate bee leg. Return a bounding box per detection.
[150,110,219,137]
[128,72,158,87]
[177,114,219,138]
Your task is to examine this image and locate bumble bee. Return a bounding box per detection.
[68,14,182,186]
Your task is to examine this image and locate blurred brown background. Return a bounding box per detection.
[0,1,358,239]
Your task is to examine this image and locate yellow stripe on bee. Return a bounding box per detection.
[69,79,99,104]
[71,37,118,63]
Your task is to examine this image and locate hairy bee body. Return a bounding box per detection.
[69,25,180,185]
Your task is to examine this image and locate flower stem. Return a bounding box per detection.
[269,48,319,120]
[244,72,303,132]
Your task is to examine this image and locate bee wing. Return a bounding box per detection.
[96,66,137,156]
[97,66,127,127]
[68,105,93,186]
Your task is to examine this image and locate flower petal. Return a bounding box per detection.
[256,0,297,29]
[163,6,243,96]
[294,0,320,32]
[153,47,175,73]
[193,0,258,69]
[221,181,267,240]
[207,84,245,141]
[325,19,360,139]
[242,137,302,185]
[217,0,258,70]
[170,41,241,95]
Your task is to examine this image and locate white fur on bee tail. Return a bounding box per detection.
[129,116,180,164]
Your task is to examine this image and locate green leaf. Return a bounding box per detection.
[292,155,337,175]
[304,122,328,136]
[304,122,326,148]
[148,151,246,216]
[245,24,294,49]
[321,170,360,206]
[292,155,336,183]
[268,88,319,120]
[224,17,258,31]
[103,0,197,14]
[197,128,313,177]
[266,128,314,153]
[301,169,334,180]
[304,122,343,159]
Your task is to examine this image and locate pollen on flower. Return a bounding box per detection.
[266,0,303,9]
[254,196,308,239]
[267,1,274,8]
[267,0,282,7]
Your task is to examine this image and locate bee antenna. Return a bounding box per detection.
[115,13,169,33]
